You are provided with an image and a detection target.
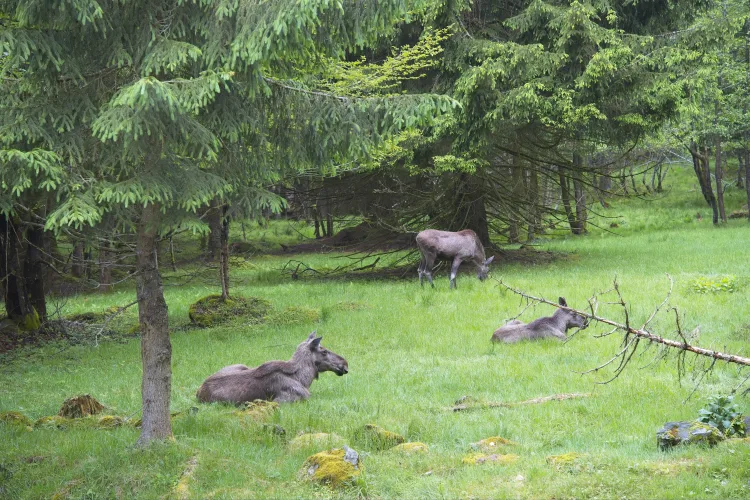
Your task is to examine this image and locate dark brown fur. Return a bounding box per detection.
[491,297,587,343]
[196,332,348,404]
[416,229,494,289]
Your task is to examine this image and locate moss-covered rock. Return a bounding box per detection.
[266,306,320,325]
[301,446,362,487]
[356,423,405,450]
[462,453,519,465]
[34,415,78,430]
[546,452,582,467]
[0,411,33,430]
[288,432,347,451]
[58,394,105,418]
[471,436,517,452]
[188,295,271,327]
[657,421,725,450]
[235,400,279,423]
[96,415,126,428]
[391,442,429,454]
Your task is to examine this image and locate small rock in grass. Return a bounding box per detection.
[391,442,429,454]
[0,411,33,430]
[357,423,405,450]
[301,446,362,487]
[657,421,725,450]
[471,436,516,452]
[235,400,279,423]
[462,453,519,465]
[546,452,582,467]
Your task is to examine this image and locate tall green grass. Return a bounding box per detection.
[1,165,749,499]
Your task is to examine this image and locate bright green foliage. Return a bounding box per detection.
[698,395,746,436]
[690,275,739,294]
[0,0,451,227]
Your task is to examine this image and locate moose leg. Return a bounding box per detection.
[274,385,311,403]
[423,253,435,288]
[418,256,425,287]
[449,257,462,289]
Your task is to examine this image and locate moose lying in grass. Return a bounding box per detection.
[196,332,348,404]
[491,297,587,343]
[416,229,494,289]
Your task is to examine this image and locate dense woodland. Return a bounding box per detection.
[1,0,750,455]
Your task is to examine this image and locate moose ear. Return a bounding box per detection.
[309,337,322,349]
[558,297,567,307]
[485,256,495,265]
[307,330,317,341]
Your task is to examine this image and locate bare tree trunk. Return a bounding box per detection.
[689,143,719,223]
[508,159,523,243]
[715,140,726,223]
[1,215,28,322]
[737,154,745,188]
[572,152,587,234]
[99,240,113,292]
[457,173,490,246]
[24,225,46,323]
[135,202,172,446]
[219,205,230,300]
[206,198,222,261]
[527,167,539,241]
[558,168,578,234]
[71,241,84,278]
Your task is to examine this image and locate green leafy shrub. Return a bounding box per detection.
[690,275,739,294]
[697,395,745,437]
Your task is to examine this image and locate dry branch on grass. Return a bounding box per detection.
[450,393,592,412]
[495,277,750,391]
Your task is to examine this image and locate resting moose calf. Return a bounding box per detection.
[196,332,348,405]
[491,297,587,343]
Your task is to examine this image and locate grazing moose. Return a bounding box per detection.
[196,331,348,405]
[416,229,494,289]
[491,297,587,343]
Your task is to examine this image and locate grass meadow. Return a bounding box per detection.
[1,165,750,499]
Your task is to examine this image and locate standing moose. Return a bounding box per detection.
[196,332,348,405]
[416,229,494,289]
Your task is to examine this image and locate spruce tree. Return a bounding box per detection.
[0,0,449,445]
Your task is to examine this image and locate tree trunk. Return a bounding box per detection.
[99,240,113,292]
[71,241,85,278]
[689,142,718,223]
[219,204,230,300]
[715,140,726,223]
[206,198,223,261]
[702,146,719,224]
[457,173,490,246]
[508,160,523,244]
[572,153,587,234]
[1,215,26,320]
[23,225,47,323]
[558,168,578,234]
[526,167,539,242]
[135,202,173,446]
[736,154,744,188]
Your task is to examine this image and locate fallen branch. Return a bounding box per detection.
[450,393,592,412]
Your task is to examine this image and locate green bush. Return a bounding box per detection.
[697,395,745,437]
